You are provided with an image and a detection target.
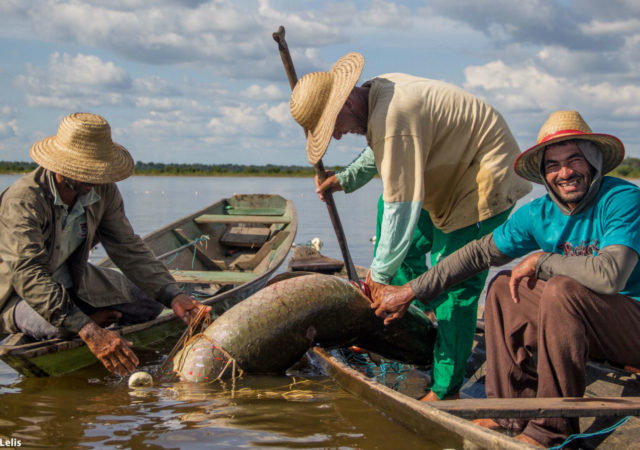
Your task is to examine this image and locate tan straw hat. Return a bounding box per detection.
[514,110,625,183]
[290,52,364,164]
[30,112,134,184]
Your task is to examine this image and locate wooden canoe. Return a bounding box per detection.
[0,194,297,377]
[309,334,640,448]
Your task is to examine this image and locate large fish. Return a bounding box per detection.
[174,273,436,382]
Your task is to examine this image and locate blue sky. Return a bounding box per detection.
[1,0,639,167]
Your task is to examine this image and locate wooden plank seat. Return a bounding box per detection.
[170,270,259,284]
[194,214,290,224]
[220,225,270,248]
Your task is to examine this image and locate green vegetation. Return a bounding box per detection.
[0,161,345,177]
[610,158,640,179]
[3,157,640,179]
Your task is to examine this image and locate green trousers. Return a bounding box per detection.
[374,195,512,398]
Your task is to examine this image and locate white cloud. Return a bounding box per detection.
[265,101,293,126]
[207,104,270,135]
[0,120,18,138]
[48,53,130,87]
[360,0,411,28]
[243,84,285,101]
[14,52,131,108]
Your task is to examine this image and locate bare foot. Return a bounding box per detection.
[471,418,503,431]
[90,309,122,327]
[419,390,460,401]
[514,433,545,447]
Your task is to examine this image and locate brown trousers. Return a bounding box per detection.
[484,271,640,447]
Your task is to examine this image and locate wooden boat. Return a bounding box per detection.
[309,331,640,448]
[0,194,297,377]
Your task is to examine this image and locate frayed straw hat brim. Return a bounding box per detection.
[30,113,134,184]
[514,111,625,184]
[290,53,364,165]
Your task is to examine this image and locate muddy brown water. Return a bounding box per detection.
[0,175,550,448]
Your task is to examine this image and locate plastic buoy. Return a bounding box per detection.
[128,371,153,388]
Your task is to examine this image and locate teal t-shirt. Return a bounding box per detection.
[493,176,640,301]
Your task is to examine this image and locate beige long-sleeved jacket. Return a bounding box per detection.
[0,168,182,335]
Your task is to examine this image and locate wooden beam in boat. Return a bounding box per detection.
[194,214,290,224]
[170,270,258,284]
[432,397,640,419]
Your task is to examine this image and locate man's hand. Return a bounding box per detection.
[372,284,415,326]
[315,171,343,202]
[170,293,211,325]
[365,270,387,305]
[509,252,545,303]
[78,321,139,375]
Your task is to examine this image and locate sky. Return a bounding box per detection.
[0,0,639,167]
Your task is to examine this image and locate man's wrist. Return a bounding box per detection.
[78,321,99,339]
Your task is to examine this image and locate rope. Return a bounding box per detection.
[161,234,210,267]
[548,416,631,449]
[157,305,212,377]
[338,348,409,388]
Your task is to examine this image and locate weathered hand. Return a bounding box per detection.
[373,284,415,325]
[78,321,139,375]
[509,252,545,303]
[315,172,343,202]
[170,293,211,325]
[365,270,387,306]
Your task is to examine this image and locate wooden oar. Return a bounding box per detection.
[272,25,359,282]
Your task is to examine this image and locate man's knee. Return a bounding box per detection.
[13,300,70,340]
[539,275,585,319]
[485,271,512,306]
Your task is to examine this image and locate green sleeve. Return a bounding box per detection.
[335,146,377,193]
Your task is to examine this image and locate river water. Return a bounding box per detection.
[0,174,549,449]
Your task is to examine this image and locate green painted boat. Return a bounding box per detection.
[0,194,297,377]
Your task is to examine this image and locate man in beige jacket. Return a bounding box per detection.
[0,113,208,375]
[291,53,531,401]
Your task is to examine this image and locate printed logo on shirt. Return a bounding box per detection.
[557,240,599,256]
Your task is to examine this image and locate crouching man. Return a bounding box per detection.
[373,110,640,446]
[0,113,209,375]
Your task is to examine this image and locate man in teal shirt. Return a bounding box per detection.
[374,111,640,447]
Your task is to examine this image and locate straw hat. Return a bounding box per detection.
[30,112,134,184]
[290,52,364,164]
[514,110,625,183]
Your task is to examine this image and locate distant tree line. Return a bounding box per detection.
[0,160,345,177]
[3,158,640,179]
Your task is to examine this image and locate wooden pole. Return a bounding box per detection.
[273,26,359,282]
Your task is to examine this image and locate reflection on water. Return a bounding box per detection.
[1,345,437,448]
[0,174,593,448]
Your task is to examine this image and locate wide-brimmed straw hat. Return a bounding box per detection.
[30,112,134,184]
[514,110,625,183]
[290,52,364,164]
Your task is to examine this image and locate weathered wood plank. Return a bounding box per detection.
[220,225,270,247]
[170,270,258,284]
[432,397,640,419]
[310,347,535,449]
[233,230,290,270]
[194,214,290,224]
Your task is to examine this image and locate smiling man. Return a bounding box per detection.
[373,110,640,447]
